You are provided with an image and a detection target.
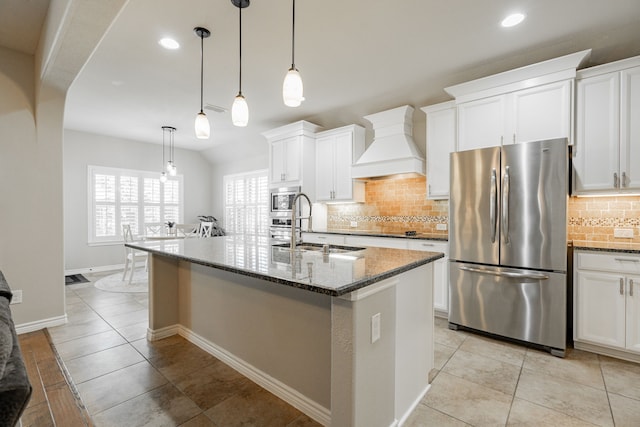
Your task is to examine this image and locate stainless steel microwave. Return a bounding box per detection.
[270,186,301,214]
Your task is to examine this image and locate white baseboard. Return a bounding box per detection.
[147,325,180,341]
[16,314,67,335]
[574,341,640,363]
[65,264,125,276]
[396,383,431,427]
[147,325,330,426]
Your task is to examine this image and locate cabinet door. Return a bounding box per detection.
[574,73,620,193]
[270,140,286,183]
[626,275,640,353]
[510,80,572,144]
[408,241,449,314]
[426,106,456,199]
[333,132,355,200]
[620,66,640,191]
[457,95,506,151]
[283,136,301,183]
[315,136,335,201]
[344,235,408,249]
[575,270,626,348]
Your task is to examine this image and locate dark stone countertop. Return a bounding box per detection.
[304,230,448,242]
[571,240,640,254]
[126,236,444,297]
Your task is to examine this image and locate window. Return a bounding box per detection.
[223,169,269,239]
[88,166,183,244]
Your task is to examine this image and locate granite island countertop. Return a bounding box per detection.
[126,235,444,297]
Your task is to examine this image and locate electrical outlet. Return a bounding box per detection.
[10,290,22,305]
[614,228,634,238]
[371,312,381,343]
[350,221,358,228]
[436,223,447,231]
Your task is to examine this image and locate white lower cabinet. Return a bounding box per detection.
[301,232,345,246]
[407,240,449,316]
[574,251,640,357]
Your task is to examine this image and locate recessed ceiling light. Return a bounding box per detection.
[159,37,180,50]
[501,13,525,27]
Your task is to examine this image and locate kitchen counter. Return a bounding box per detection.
[306,229,448,241]
[571,240,640,254]
[128,235,440,426]
[126,235,443,297]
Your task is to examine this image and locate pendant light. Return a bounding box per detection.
[231,0,250,126]
[160,126,168,183]
[163,126,177,176]
[194,27,211,139]
[283,0,304,107]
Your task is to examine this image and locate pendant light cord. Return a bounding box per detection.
[200,33,204,113]
[162,128,166,165]
[239,5,242,94]
[291,0,295,68]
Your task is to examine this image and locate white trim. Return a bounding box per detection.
[340,277,399,301]
[397,384,431,426]
[15,314,67,335]
[147,324,180,341]
[574,341,640,363]
[148,324,331,426]
[445,49,591,101]
[577,54,640,79]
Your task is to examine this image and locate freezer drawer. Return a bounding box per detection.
[449,261,567,352]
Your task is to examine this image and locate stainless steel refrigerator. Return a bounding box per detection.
[448,138,569,357]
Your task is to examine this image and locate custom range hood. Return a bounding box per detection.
[351,105,425,180]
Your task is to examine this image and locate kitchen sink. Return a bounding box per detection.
[273,243,365,254]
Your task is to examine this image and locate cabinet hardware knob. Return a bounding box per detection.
[631,279,634,297]
[620,278,624,296]
[622,172,627,187]
[614,258,639,263]
[614,172,619,188]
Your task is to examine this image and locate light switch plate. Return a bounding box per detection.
[350,221,358,228]
[10,290,22,305]
[436,223,447,231]
[614,228,634,238]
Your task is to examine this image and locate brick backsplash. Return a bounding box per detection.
[327,176,449,235]
[327,176,640,242]
[568,195,640,244]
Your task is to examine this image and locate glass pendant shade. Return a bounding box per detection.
[283,67,303,107]
[232,94,249,127]
[166,160,173,172]
[169,164,177,176]
[195,111,210,139]
[160,172,168,183]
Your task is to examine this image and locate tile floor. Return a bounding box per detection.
[38,270,640,426]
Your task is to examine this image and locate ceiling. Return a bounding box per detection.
[3,0,640,164]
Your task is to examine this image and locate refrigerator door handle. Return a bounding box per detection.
[502,166,510,244]
[490,168,498,243]
[459,265,549,280]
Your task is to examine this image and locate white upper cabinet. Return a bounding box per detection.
[456,80,572,151]
[446,50,590,151]
[264,121,323,192]
[315,125,365,203]
[457,95,506,150]
[421,102,457,199]
[574,56,640,195]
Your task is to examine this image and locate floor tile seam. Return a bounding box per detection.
[61,342,144,374]
[72,358,152,387]
[452,346,525,370]
[58,339,131,364]
[509,395,603,427]
[607,389,640,403]
[87,381,170,417]
[417,401,473,426]
[48,325,119,347]
[519,366,613,394]
[519,361,607,391]
[504,354,526,426]
[436,367,515,402]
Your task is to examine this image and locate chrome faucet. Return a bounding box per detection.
[291,192,312,250]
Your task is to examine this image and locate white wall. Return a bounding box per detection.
[63,129,213,271]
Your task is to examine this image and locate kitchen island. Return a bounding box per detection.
[126,235,443,426]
